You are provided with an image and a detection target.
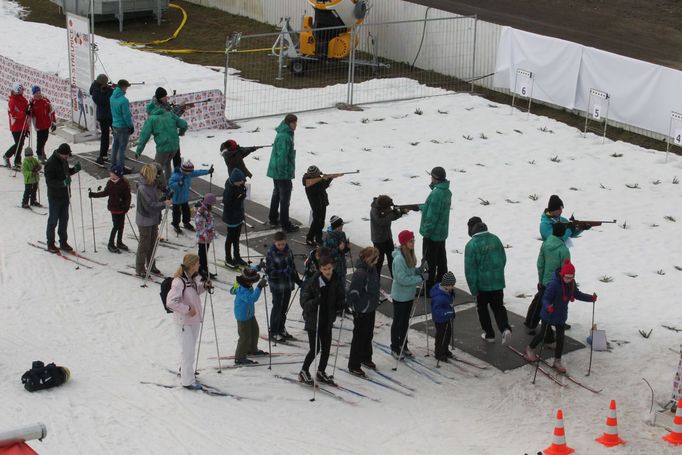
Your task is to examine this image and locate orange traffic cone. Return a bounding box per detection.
[596,399,625,447]
[544,409,575,455]
[663,399,682,445]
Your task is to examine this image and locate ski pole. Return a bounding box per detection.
[207,286,222,373]
[311,304,321,402]
[77,171,86,252]
[243,219,251,264]
[211,240,219,277]
[208,167,213,194]
[67,185,81,270]
[532,326,546,385]
[284,282,301,323]
[587,300,596,376]
[142,206,168,288]
[126,213,138,241]
[393,296,419,371]
[11,118,30,177]
[437,319,452,368]
[263,286,272,369]
[195,290,210,374]
[88,188,97,253]
[330,306,345,379]
[424,281,430,357]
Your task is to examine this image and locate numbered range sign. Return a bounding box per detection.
[592,104,602,120]
[587,89,609,123]
[675,129,682,146]
[666,111,682,161]
[514,69,534,98]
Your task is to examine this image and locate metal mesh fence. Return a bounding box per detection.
[224,16,477,121]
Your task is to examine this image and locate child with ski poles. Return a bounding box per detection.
[194,192,217,279]
[525,260,597,373]
[231,268,269,365]
[167,159,213,234]
[20,147,42,208]
[222,168,247,268]
[265,231,303,341]
[89,164,132,253]
[430,271,457,362]
[298,256,345,385]
[323,215,349,285]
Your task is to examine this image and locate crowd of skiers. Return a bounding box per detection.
[6,75,599,389]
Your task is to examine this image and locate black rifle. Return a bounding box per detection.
[565,216,616,230]
[320,170,360,178]
[393,204,420,212]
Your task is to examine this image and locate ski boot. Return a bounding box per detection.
[316,370,336,385]
[298,370,313,385]
[553,359,567,373]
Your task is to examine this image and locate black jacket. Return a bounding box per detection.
[44,152,77,201]
[300,271,345,332]
[89,81,113,121]
[302,172,331,209]
[346,259,380,314]
[221,178,246,226]
[370,198,402,243]
[221,144,256,178]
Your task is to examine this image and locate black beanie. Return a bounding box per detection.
[467,216,487,237]
[155,87,168,100]
[547,195,564,212]
[431,166,446,181]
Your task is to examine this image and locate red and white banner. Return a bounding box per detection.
[66,13,96,132]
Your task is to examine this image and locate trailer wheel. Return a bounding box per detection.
[290,60,306,76]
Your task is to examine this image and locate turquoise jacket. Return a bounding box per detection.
[110,87,133,129]
[539,211,582,242]
[390,249,423,302]
[266,121,296,180]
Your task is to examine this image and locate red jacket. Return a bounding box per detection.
[31,96,56,130]
[8,93,29,133]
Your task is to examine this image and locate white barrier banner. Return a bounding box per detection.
[66,13,96,131]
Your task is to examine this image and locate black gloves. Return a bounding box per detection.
[208,165,214,175]
[50,124,56,132]
[129,127,134,135]
[257,276,268,289]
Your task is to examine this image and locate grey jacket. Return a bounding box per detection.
[346,260,380,314]
[370,198,402,243]
[135,177,166,227]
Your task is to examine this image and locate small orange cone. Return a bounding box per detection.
[596,399,625,447]
[663,399,682,445]
[543,409,575,455]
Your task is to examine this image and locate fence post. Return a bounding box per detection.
[471,16,478,92]
[349,26,357,105]
[346,26,354,105]
[276,28,285,81]
[224,34,229,115]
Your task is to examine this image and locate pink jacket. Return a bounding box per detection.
[166,275,208,326]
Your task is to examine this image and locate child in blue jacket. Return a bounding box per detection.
[231,268,268,365]
[430,271,457,362]
[525,260,596,373]
[167,159,213,233]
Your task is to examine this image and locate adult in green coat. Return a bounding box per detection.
[418,166,452,292]
[266,113,299,232]
[464,217,511,344]
[135,91,188,186]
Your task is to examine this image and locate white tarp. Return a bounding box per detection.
[494,27,682,138]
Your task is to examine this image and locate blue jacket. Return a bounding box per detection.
[390,249,423,302]
[539,211,582,242]
[110,87,133,128]
[430,284,455,323]
[540,272,592,325]
[168,168,209,204]
[222,168,247,227]
[231,283,262,321]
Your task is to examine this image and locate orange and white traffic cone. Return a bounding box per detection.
[596,399,625,447]
[543,409,575,455]
[663,399,682,445]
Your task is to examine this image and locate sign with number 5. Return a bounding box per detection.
[592,105,601,120]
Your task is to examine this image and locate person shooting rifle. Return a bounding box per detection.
[392,203,420,213]
[301,167,359,246]
[220,139,271,179]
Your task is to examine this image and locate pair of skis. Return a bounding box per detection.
[27,241,107,269]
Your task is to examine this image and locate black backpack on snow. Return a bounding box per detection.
[21,361,70,392]
[160,277,186,313]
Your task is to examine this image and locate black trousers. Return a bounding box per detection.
[477,289,511,338]
[98,118,112,158]
[434,320,453,358]
[224,224,242,261]
[172,203,191,226]
[109,213,125,245]
[22,183,38,206]
[530,322,566,359]
[172,147,182,170]
[348,311,375,369]
[390,299,413,352]
[36,129,49,159]
[307,203,326,243]
[303,326,332,373]
[198,242,211,278]
[422,237,447,292]
[373,239,394,278]
[5,130,29,164]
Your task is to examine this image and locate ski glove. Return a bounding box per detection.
[73,162,81,172]
[50,124,56,132]
[208,165,214,175]
[257,276,268,289]
[546,304,555,314]
[592,293,598,303]
[63,176,71,186]
[128,126,134,135]
[417,260,429,274]
[420,272,429,281]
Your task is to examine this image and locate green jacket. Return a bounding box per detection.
[537,235,570,286]
[135,101,188,156]
[464,231,506,296]
[419,180,451,241]
[22,156,41,184]
[266,121,295,180]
